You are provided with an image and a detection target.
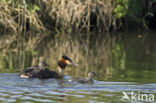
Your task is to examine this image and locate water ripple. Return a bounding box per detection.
[0,73,156,103]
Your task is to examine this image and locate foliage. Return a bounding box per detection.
[0,0,155,34]
[28,4,40,13]
[127,0,144,17]
[113,0,129,19]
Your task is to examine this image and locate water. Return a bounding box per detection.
[0,73,156,103]
[0,31,156,103]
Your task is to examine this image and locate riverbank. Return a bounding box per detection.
[0,0,156,36]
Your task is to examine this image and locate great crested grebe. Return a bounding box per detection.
[20,56,77,79]
[68,72,97,84]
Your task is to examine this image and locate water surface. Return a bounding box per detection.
[0,73,156,103]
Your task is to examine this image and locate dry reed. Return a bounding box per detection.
[0,0,46,35]
[0,0,116,34]
[39,0,116,32]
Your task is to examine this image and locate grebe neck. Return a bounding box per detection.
[88,76,92,80]
[57,66,64,76]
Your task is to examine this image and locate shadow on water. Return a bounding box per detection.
[0,31,156,102]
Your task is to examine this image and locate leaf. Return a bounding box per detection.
[28,4,40,13]
[34,5,40,11]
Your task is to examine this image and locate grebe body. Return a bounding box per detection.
[68,72,96,84]
[20,56,77,79]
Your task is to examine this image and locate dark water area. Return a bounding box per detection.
[0,31,156,103]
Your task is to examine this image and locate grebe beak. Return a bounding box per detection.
[62,55,78,66]
[65,60,78,66]
[72,62,78,66]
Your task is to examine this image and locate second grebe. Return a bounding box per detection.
[20,56,77,79]
[68,72,97,84]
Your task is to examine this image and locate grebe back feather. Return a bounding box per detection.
[20,56,77,79]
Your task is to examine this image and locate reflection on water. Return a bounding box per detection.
[0,31,156,102]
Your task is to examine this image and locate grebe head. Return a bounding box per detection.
[58,55,77,69]
[88,72,97,79]
[38,60,49,69]
[57,55,77,76]
[62,55,78,66]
